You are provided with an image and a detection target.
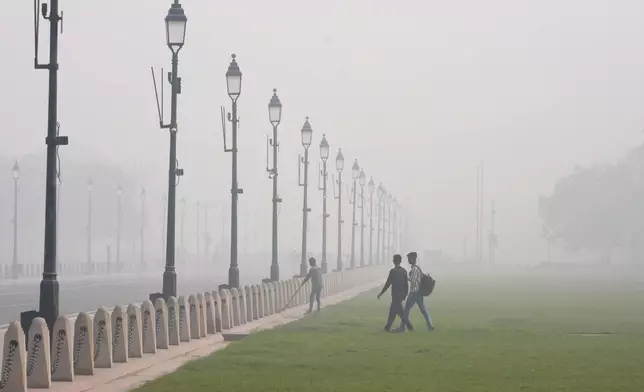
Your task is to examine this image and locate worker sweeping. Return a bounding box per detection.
[301,257,323,313]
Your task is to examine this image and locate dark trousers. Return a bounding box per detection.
[309,288,321,312]
[385,297,413,331]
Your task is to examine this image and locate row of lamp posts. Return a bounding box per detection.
[21,0,403,334]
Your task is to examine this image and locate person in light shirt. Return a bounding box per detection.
[398,252,434,331]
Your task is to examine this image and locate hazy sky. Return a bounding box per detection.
[2,0,644,265]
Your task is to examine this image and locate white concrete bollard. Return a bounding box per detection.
[126,304,142,359]
[93,307,113,368]
[211,291,223,332]
[245,286,253,321]
[220,290,232,330]
[295,279,301,305]
[178,296,191,343]
[197,293,207,338]
[153,298,168,350]
[289,280,296,306]
[262,284,270,316]
[27,317,51,388]
[267,283,274,315]
[1,321,27,392]
[230,288,241,327]
[272,282,279,313]
[188,294,201,340]
[238,288,247,325]
[251,285,259,320]
[284,281,291,308]
[166,296,180,346]
[204,292,217,334]
[277,281,285,311]
[141,300,157,354]
[51,315,74,382]
[256,285,265,318]
[112,305,128,363]
[73,312,94,375]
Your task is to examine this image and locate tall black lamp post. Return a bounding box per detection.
[224,54,243,288]
[12,161,20,279]
[380,187,388,263]
[334,150,345,271]
[157,0,187,299]
[367,177,375,265]
[298,117,313,277]
[26,0,69,333]
[267,89,282,281]
[376,183,384,264]
[358,169,366,267]
[349,160,360,269]
[318,135,330,273]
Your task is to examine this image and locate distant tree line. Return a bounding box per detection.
[538,143,644,264]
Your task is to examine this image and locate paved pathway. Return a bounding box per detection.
[43,280,380,392]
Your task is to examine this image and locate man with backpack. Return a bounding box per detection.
[398,251,435,332]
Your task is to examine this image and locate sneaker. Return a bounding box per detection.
[428,326,435,331]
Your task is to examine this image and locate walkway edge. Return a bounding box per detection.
[43,280,381,392]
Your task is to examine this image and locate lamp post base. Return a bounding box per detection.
[321,260,328,274]
[228,265,240,289]
[300,262,308,278]
[162,269,177,298]
[38,276,60,332]
[12,263,22,279]
[270,263,279,282]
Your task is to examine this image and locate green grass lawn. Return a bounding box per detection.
[135,270,644,391]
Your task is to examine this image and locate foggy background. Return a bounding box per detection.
[2,0,644,270]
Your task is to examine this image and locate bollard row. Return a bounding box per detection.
[0,266,386,391]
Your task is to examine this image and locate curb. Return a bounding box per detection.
[45,280,381,392]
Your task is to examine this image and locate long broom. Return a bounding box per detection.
[280,282,304,312]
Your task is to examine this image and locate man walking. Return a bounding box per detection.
[302,257,323,313]
[399,251,434,331]
[377,254,414,332]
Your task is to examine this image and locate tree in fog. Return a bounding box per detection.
[539,143,644,264]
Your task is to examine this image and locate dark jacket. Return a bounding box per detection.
[378,265,409,301]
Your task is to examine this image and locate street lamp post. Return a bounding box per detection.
[318,135,330,273]
[12,161,20,279]
[333,150,345,271]
[358,169,366,267]
[267,89,282,281]
[368,177,375,265]
[158,0,187,299]
[87,177,94,273]
[376,183,383,265]
[116,184,123,271]
[28,0,69,332]
[349,160,360,269]
[224,53,243,288]
[381,189,388,263]
[298,117,313,277]
[392,198,398,253]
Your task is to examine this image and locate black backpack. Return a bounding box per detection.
[418,267,436,297]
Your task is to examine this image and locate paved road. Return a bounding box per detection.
[0,268,273,326]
